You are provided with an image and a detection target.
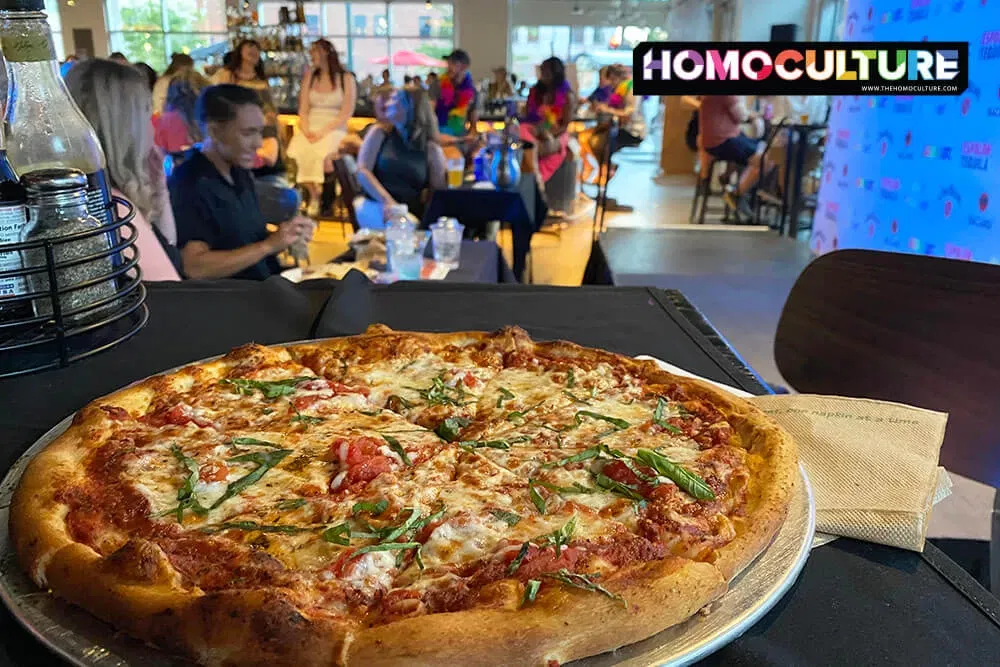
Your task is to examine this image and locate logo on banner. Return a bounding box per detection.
[945,243,974,260]
[909,0,931,21]
[880,177,902,200]
[969,192,994,229]
[847,95,863,113]
[940,185,962,217]
[847,12,859,37]
[922,144,954,159]
[823,201,839,223]
[836,129,851,148]
[837,163,851,189]
[981,30,1000,60]
[866,213,880,237]
[961,141,991,169]
[898,130,916,159]
[824,162,835,184]
[634,41,968,95]
[988,86,1000,116]
[857,177,876,190]
[878,131,893,156]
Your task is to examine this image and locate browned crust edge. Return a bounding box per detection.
[10,325,797,667]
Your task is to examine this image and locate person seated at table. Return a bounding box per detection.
[699,94,764,219]
[354,86,447,229]
[580,64,634,188]
[154,69,209,157]
[488,67,514,99]
[65,58,181,281]
[168,84,314,280]
[577,66,612,184]
[436,49,478,148]
[519,57,576,189]
[425,71,441,101]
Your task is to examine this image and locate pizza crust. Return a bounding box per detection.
[9,326,798,666]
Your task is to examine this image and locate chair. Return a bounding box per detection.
[689,158,734,224]
[332,156,361,236]
[774,249,1000,590]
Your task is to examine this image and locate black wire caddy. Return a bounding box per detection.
[0,196,149,377]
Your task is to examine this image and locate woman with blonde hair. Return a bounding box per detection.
[355,85,447,228]
[65,58,181,280]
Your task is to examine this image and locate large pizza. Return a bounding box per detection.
[10,326,796,666]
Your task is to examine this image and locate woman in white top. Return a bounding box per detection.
[65,59,181,281]
[287,39,356,216]
[152,52,194,116]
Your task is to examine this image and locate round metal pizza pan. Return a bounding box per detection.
[0,374,815,667]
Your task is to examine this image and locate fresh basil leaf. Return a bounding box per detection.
[489,509,523,526]
[352,499,389,517]
[386,394,414,410]
[522,579,542,606]
[618,456,659,484]
[653,398,683,434]
[529,481,547,514]
[405,375,471,407]
[507,541,531,575]
[353,542,421,556]
[410,507,447,533]
[537,516,576,557]
[435,416,472,442]
[496,387,515,408]
[594,473,646,501]
[380,508,424,543]
[201,521,307,535]
[457,438,523,451]
[220,376,313,399]
[321,522,352,546]
[507,401,544,425]
[381,434,412,466]
[291,412,325,425]
[562,390,591,405]
[230,436,282,448]
[574,411,630,430]
[531,479,596,495]
[163,445,208,522]
[276,498,308,511]
[540,446,603,469]
[566,368,575,388]
[635,449,716,500]
[214,449,291,509]
[543,568,627,607]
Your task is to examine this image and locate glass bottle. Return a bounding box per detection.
[0,0,113,234]
[20,168,116,324]
[0,36,28,324]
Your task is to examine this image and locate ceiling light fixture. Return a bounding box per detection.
[425,1,432,9]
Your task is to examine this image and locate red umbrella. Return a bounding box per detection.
[370,50,446,67]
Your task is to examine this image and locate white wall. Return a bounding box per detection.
[667,0,713,41]
[735,0,810,42]
[54,0,109,58]
[456,0,510,79]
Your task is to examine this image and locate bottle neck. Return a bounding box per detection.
[0,12,57,65]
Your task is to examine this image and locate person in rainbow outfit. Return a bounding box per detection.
[435,49,478,140]
[519,56,577,186]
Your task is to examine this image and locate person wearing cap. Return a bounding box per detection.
[435,49,478,140]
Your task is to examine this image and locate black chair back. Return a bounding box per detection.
[774,249,1000,487]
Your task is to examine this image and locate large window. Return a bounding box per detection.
[257,1,453,76]
[511,24,664,93]
[105,0,229,70]
[44,0,64,61]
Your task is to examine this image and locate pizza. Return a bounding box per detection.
[10,325,796,666]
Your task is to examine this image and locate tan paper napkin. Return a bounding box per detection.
[749,394,949,552]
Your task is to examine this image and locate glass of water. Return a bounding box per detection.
[430,217,464,270]
[389,231,429,281]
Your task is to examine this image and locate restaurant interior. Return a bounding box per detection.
[0,0,998,664]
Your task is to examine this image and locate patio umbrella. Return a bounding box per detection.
[370,50,446,68]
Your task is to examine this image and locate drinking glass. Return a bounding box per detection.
[430,218,464,270]
[384,214,415,272]
[389,231,429,281]
[446,157,465,188]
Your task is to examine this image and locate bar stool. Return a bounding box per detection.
[689,158,734,224]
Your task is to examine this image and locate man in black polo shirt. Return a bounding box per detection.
[169,84,314,280]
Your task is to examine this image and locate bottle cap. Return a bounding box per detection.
[0,0,46,11]
[21,168,87,195]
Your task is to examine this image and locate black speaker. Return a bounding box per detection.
[770,24,798,42]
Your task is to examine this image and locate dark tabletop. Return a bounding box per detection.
[0,280,998,665]
[333,239,516,284]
